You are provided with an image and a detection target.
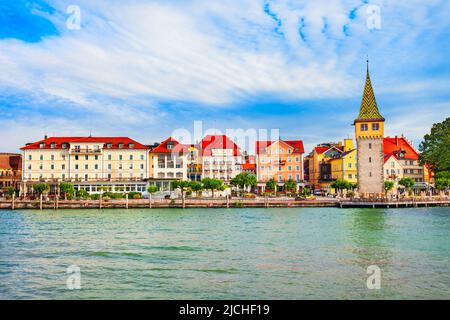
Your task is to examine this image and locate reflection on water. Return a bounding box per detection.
[0,207,449,299]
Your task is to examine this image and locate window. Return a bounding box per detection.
[369,171,372,177]
[348,174,353,179]
[119,164,122,170]
[28,155,32,160]
[261,166,265,171]
[107,143,112,149]
[28,165,31,170]
[372,123,380,131]
[288,174,292,180]
[369,157,372,163]
[108,164,112,170]
[140,164,144,170]
[62,155,66,160]
[361,123,368,131]
[62,164,65,170]
[369,143,372,149]
[50,143,56,149]
[39,164,43,170]
[95,164,98,170]
[391,161,395,168]
[288,157,292,162]
[129,143,134,149]
[85,155,88,160]
[130,155,133,160]
[62,143,67,149]
[129,164,133,170]
[50,164,54,170]
[75,164,79,170]
[108,154,112,160]
[288,166,292,171]
[119,155,123,161]
[62,174,65,180]
[40,155,43,161]
[167,142,174,150]
[140,155,144,160]
[348,163,352,168]
[85,164,88,170]
[39,143,45,148]
[94,155,98,160]
[296,157,299,162]
[296,166,300,171]
[118,143,124,149]
[75,155,79,160]
[296,174,300,181]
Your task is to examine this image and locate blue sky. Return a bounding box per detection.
[1,0,450,153]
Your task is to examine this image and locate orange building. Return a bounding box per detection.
[256,139,305,192]
[0,153,22,192]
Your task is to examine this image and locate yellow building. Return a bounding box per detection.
[329,139,357,184]
[21,136,149,195]
[305,139,356,192]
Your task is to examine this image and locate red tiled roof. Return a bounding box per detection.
[383,136,419,161]
[242,163,256,171]
[256,139,304,155]
[201,135,241,156]
[150,137,189,154]
[20,137,149,150]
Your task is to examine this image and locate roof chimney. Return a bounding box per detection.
[395,135,398,146]
[44,133,48,140]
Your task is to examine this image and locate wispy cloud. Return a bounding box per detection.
[0,0,449,152]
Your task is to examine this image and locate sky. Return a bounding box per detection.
[1,0,450,154]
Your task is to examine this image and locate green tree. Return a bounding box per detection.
[265,178,278,196]
[384,180,395,198]
[201,178,224,198]
[419,117,450,173]
[331,179,351,197]
[399,177,415,196]
[434,172,450,191]
[231,173,257,195]
[172,180,192,198]
[189,181,203,197]
[33,183,50,195]
[147,185,160,208]
[60,182,75,200]
[284,178,297,194]
[6,186,16,197]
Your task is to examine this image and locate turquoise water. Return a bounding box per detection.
[0,207,449,299]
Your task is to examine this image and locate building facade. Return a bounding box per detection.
[0,153,22,192]
[201,135,243,182]
[149,137,189,181]
[256,139,304,191]
[354,63,385,195]
[20,136,149,194]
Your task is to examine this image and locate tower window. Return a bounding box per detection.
[369,143,372,149]
[361,123,368,131]
[369,157,372,163]
[372,123,380,131]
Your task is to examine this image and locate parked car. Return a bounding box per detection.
[313,190,322,196]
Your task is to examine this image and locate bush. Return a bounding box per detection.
[90,194,100,200]
[128,192,142,199]
[243,193,256,198]
[103,192,124,199]
[76,189,90,199]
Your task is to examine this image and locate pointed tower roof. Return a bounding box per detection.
[355,61,384,123]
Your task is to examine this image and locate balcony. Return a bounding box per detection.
[70,148,102,154]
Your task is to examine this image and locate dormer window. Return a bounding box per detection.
[118,143,124,149]
[39,143,45,148]
[50,142,56,149]
[62,143,67,149]
[129,143,134,149]
[107,143,112,149]
[167,142,174,150]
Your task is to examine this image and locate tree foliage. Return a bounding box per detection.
[147,185,160,194]
[283,178,297,192]
[33,183,49,195]
[201,178,224,198]
[419,117,450,173]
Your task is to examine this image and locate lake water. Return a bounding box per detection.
[0,207,449,299]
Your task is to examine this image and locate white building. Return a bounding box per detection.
[200,135,243,182]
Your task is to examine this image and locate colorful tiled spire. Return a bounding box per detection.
[355,60,384,122]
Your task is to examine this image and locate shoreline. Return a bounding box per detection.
[1,199,449,210]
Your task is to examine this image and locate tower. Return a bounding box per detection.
[354,61,385,195]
